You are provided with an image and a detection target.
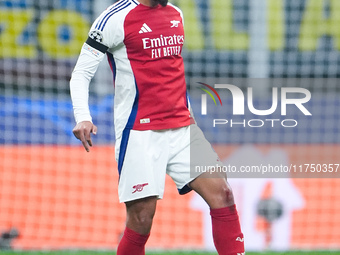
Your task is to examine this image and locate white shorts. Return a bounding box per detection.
[116,124,220,203]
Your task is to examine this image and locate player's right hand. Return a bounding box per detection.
[72,121,98,152]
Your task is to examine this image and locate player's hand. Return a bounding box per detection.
[72,121,98,152]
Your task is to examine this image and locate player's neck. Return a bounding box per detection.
[137,0,159,7]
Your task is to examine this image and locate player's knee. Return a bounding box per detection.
[127,210,154,234]
[222,183,234,204]
[126,198,156,235]
[210,181,235,209]
[135,210,154,226]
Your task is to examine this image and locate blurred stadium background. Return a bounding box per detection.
[1,0,340,254]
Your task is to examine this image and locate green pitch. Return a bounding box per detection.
[0,252,339,255]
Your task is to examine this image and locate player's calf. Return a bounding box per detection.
[190,176,245,254]
[117,196,157,255]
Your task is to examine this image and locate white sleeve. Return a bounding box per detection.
[70,3,126,124]
[70,43,106,124]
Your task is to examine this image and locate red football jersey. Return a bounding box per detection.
[87,0,191,139]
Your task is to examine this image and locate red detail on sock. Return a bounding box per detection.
[117,227,150,255]
[210,205,245,255]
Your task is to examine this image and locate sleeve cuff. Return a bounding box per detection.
[75,114,93,124]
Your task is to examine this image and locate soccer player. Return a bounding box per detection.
[70,0,245,254]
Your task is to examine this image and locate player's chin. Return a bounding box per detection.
[156,0,168,7]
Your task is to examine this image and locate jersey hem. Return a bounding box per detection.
[132,120,191,131]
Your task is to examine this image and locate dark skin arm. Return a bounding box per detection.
[72,121,98,152]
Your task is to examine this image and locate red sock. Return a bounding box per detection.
[210,205,245,255]
[117,227,150,255]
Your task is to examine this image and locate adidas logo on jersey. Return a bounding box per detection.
[139,23,152,34]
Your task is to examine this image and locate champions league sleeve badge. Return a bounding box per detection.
[89,30,104,43]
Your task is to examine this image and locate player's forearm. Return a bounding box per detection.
[70,74,92,124]
[70,44,105,124]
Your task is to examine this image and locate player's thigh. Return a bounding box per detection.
[166,124,221,189]
[165,126,194,194]
[187,124,235,208]
[118,130,168,202]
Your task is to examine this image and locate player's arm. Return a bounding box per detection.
[70,35,109,152]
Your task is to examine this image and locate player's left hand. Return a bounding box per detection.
[72,121,98,152]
